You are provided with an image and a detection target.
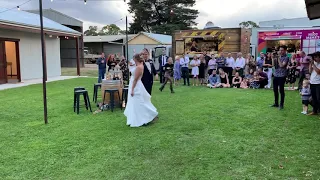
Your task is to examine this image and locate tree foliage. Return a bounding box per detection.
[84,24,123,36]
[239,21,260,28]
[128,0,199,35]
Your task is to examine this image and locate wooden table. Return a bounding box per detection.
[101,80,123,105]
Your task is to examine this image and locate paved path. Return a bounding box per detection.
[0,76,79,91]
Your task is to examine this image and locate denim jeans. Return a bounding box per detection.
[98,68,106,83]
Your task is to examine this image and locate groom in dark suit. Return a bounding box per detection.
[158,50,168,84]
[141,49,158,95]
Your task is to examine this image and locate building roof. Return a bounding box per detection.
[259,17,320,28]
[26,8,83,27]
[84,32,172,45]
[83,34,136,43]
[0,8,81,36]
[139,32,172,44]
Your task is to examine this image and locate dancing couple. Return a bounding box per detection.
[124,49,159,127]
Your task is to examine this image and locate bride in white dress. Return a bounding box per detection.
[124,54,158,127]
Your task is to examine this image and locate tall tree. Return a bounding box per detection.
[128,0,199,35]
[99,24,122,35]
[84,26,99,36]
[239,21,259,28]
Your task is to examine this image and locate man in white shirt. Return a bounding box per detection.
[225,53,235,83]
[180,54,190,86]
[234,52,246,77]
[309,51,320,115]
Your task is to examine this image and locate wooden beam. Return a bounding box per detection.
[76,37,80,76]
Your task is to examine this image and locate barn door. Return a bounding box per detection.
[0,41,7,84]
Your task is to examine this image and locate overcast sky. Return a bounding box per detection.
[0,0,308,31]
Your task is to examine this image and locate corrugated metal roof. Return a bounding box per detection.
[0,8,81,35]
[141,32,172,44]
[84,34,136,42]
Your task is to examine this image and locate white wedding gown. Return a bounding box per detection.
[124,65,158,127]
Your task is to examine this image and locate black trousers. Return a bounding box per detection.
[298,71,306,90]
[310,84,320,113]
[273,77,286,106]
[181,67,190,86]
[225,67,233,83]
[160,76,174,92]
[159,71,165,83]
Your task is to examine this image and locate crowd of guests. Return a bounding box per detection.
[171,47,320,114]
[96,53,128,83]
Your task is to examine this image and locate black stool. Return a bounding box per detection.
[102,89,121,112]
[125,85,129,88]
[74,89,92,114]
[122,87,129,107]
[74,87,85,109]
[93,83,102,103]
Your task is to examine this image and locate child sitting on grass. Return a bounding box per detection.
[300,79,311,115]
[249,71,260,89]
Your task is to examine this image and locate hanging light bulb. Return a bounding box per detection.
[17,6,20,11]
[49,35,52,38]
[51,0,53,2]
[84,0,87,5]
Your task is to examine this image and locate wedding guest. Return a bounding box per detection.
[226,53,235,83]
[286,53,298,90]
[180,54,190,86]
[207,69,221,88]
[107,54,116,71]
[263,52,274,88]
[249,71,260,89]
[234,52,246,77]
[119,56,128,83]
[174,56,181,86]
[216,52,226,71]
[298,51,311,90]
[97,52,107,83]
[159,57,174,93]
[158,50,168,84]
[300,79,311,115]
[232,72,242,88]
[218,68,230,88]
[208,54,217,75]
[198,55,206,85]
[240,78,249,89]
[308,52,320,115]
[257,68,268,88]
[256,52,265,70]
[271,45,289,110]
[190,55,200,86]
[204,51,211,65]
[245,53,256,74]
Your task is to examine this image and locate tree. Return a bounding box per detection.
[128,0,199,35]
[99,24,122,35]
[84,26,98,36]
[239,21,259,28]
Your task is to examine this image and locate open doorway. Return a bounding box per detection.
[0,39,20,84]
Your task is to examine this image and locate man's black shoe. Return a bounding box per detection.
[270,104,279,107]
[279,105,284,110]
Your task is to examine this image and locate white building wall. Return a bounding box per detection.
[0,29,61,81]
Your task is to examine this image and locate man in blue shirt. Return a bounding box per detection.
[96,52,107,83]
[207,70,221,88]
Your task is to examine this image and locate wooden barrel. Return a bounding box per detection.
[101,80,123,105]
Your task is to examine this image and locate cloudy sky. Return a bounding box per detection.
[0,0,308,31]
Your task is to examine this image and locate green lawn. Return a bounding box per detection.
[61,68,98,77]
[0,78,320,179]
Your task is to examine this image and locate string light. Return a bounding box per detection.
[17,6,20,11]
[84,0,87,5]
[51,0,53,2]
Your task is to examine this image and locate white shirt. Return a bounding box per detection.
[145,61,152,73]
[234,57,245,68]
[311,62,320,84]
[180,56,190,68]
[161,55,167,66]
[226,57,235,68]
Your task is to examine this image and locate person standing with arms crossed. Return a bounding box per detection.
[180,54,190,86]
[271,46,289,110]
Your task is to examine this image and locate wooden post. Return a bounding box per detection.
[76,37,80,76]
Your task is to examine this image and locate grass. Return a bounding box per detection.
[0,78,320,179]
[61,68,98,77]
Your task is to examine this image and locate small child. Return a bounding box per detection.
[249,71,260,89]
[300,79,311,115]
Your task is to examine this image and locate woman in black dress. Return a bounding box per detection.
[198,55,206,85]
[286,53,298,90]
[218,68,230,88]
